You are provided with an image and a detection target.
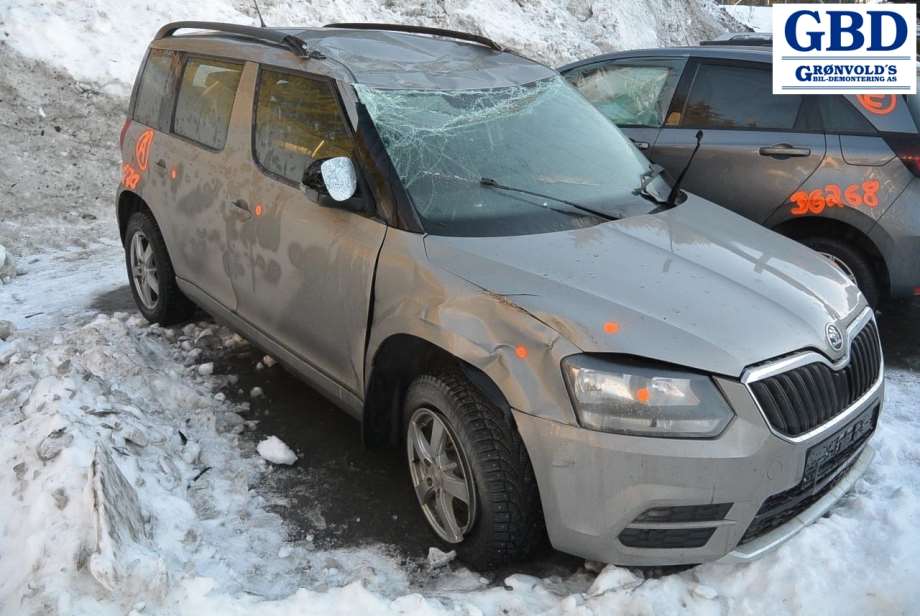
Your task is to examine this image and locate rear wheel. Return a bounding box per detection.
[124,212,195,325]
[801,236,881,308]
[403,371,545,569]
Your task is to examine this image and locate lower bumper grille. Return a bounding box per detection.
[619,527,716,549]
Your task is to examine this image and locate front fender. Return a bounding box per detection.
[366,228,581,425]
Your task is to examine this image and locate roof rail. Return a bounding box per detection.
[154,21,325,59]
[700,32,772,47]
[323,22,505,52]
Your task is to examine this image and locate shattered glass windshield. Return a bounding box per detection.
[356,77,670,237]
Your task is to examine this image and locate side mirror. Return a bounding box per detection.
[302,156,358,202]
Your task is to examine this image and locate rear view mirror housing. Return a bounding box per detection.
[302,156,358,202]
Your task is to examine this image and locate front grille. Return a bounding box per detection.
[634,503,732,524]
[619,527,716,549]
[739,405,876,545]
[749,320,881,436]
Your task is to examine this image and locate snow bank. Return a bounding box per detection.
[723,4,772,33]
[258,436,298,466]
[2,0,740,96]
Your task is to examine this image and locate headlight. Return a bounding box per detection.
[561,355,733,438]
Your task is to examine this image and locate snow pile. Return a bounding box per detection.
[2,0,741,96]
[723,4,772,33]
[0,244,16,284]
[257,436,298,466]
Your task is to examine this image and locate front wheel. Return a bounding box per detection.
[403,371,545,569]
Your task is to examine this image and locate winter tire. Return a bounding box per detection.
[124,211,195,325]
[404,370,545,569]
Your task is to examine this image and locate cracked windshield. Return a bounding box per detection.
[356,77,670,237]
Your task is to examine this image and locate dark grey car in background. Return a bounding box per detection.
[560,44,920,306]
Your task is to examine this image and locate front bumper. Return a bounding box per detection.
[513,372,882,566]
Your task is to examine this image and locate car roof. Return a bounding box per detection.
[558,45,772,72]
[153,22,556,90]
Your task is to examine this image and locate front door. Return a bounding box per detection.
[229,66,387,396]
[652,59,826,223]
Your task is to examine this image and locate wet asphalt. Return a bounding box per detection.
[91,284,920,576]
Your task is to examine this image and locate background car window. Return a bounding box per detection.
[680,63,804,130]
[254,70,353,184]
[566,63,678,127]
[133,49,173,128]
[817,96,877,134]
[173,58,242,150]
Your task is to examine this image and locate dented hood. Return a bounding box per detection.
[423,196,864,377]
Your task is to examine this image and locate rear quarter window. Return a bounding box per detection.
[173,58,243,150]
[133,49,174,128]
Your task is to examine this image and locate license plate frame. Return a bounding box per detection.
[801,404,877,488]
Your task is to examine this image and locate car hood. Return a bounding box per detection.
[423,196,864,377]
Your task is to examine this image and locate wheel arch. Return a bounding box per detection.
[117,190,155,244]
[772,215,890,297]
[362,333,511,448]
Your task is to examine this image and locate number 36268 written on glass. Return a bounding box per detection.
[789,180,880,216]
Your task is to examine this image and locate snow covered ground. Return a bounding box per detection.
[722,4,772,33]
[1,1,919,614]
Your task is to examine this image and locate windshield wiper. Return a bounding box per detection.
[480,177,617,221]
[634,163,668,205]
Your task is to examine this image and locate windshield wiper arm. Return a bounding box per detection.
[480,177,617,221]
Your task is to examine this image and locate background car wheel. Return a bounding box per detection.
[124,212,195,325]
[801,236,880,308]
[403,371,545,569]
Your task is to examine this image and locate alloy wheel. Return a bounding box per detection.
[406,407,477,543]
[130,231,160,310]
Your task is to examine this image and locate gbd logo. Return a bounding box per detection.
[772,4,917,95]
[784,9,909,52]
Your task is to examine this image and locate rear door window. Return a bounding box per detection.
[173,58,242,150]
[254,69,353,184]
[133,49,174,128]
[678,63,808,130]
[565,59,684,127]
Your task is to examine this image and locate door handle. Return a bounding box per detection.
[631,139,650,151]
[759,144,811,157]
[155,159,167,170]
[230,199,251,217]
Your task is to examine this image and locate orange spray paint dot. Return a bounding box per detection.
[515,345,528,359]
[636,387,650,404]
[170,167,177,180]
[603,321,620,334]
[254,203,264,217]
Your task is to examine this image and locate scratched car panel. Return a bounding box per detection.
[562,46,920,306]
[116,22,884,569]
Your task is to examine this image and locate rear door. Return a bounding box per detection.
[652,59,826,223]
[157,54,246,311]
[230,66,388,396]
[763,95,916,230]
[563,57,686,153]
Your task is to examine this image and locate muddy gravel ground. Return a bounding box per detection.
[0,43,123,257]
